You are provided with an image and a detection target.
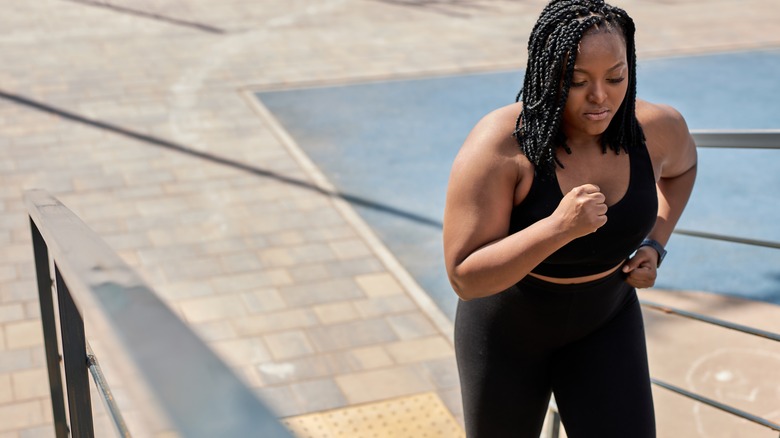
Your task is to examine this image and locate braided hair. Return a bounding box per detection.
[514,0,644,177]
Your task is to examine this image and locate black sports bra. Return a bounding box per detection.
[509,142,658,278]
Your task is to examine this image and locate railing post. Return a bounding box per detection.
[55,265,95,438]
[549,411,561,438]
[545,404,561,438]
[30,218,69,438]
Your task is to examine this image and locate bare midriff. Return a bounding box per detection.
[527,261,624,284]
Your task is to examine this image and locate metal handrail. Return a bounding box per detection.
[672,229,780,250]
[639,300,780,343]
[691,129,780,149]
[672,130,780,246]
[27,190,293,438]
[651,378,780,432]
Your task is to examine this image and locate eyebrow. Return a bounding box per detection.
[573,61,626,73]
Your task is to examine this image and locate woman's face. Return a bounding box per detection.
[562,29,629,143]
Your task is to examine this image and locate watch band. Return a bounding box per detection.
[639,239,667,267]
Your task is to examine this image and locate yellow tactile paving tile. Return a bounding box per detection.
[283,392,465,438]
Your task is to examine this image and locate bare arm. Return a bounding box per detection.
[443,105,608,300]
[623,103,698,287]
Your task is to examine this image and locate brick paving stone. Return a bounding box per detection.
[18,425,57,438]
[343,346,394,372]
[287,263,332,283]
[0,373,12,404]
[218,251,265,274]
[191,320,237,342]
[386,312,439,340]
[278,277,364,308]
[328,238,373,260]
[256,353,353,386]
[353,294,417,318]
[415,358,461,391]
[336,366,435,406]
[155,281,215,301]
[0,305,25,324]
[266,230,307,246]
[240,288,287,314]
[264,330,315,360]
[355,272,405,297]
[255,385,304,418]
[261,242,337,268]
[210,337,272,367]
[313,301,361,325]
[0,280,43,303]
[210,269,293,294]
[306,319,398,353]
[10,369,48,401]
[232,308,320,336]
[21,303,38,321]
[178,294,247,323]
[324,257,385,277]
[290,378,348,413]
[0,350,35,373]
[385,337,454,365]
[0,400,45,433]
[3,321,42,351]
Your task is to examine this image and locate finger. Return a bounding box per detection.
[588,191,607,204]
[627,268,656,285]
[578,184,601,194]
[622,255,642,272]
[625,275,654,289]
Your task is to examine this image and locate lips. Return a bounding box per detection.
[584,108,610,121]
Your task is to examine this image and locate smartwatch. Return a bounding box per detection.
[639,239,667,267]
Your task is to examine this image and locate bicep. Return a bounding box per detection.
[442,140,518,272]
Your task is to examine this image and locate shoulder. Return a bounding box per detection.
[453,102,533,179]
[636,99,689,141]
[636,99,697,178]
[463,102,524,153]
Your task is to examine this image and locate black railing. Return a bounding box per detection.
[27,189,293,438]
[645,131,780,435]
[545,129,780,438]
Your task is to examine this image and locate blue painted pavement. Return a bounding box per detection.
[257,49,780,320]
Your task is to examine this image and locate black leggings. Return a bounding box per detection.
[455,269,655,438]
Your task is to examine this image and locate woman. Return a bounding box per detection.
[442,1,697,436]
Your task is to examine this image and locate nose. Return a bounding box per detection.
[588,82,607,104]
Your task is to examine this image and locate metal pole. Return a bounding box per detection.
[640,301,780,343]
[30,218,69,438]
[86,343,131,437]
[55,265,95,438]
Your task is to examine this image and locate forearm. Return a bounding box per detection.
[648,164,697,246]
[449,217,572,300]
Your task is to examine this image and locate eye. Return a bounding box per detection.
[608,77,626,84]
[570,81,586,88]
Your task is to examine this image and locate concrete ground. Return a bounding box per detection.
[1,0,779,437]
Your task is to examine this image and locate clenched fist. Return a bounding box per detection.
[551,184,608,239]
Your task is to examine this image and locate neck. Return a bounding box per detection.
[562,131,603,152]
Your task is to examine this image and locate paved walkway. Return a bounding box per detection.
[1,0,779,437]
